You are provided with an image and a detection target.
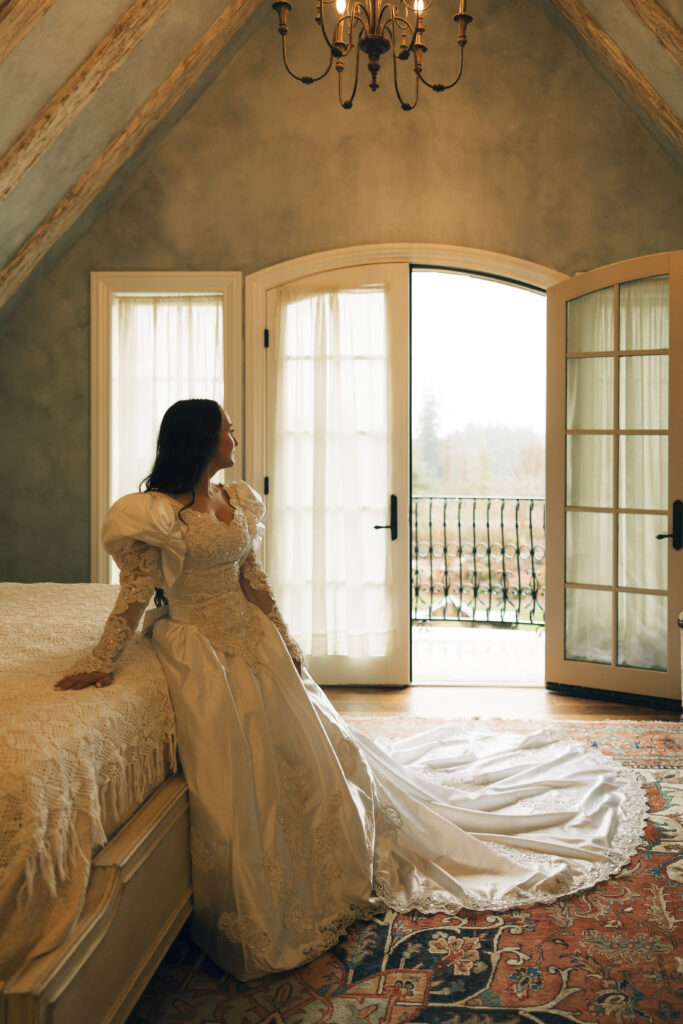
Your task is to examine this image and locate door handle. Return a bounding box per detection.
[655,499,682,550]
[374,494,398,541]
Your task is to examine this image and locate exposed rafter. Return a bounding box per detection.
[0,0,177,203]
[0,0,263,310]
[550,0,683,156]
[0,0,57,64]
[620,0,683,71]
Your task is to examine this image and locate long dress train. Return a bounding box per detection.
[71,481,646,980]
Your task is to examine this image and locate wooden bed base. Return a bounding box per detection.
[0,775,191,1024]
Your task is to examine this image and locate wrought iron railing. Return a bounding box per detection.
[412,496,545,625]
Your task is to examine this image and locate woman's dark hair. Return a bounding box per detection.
[142,398,223,607]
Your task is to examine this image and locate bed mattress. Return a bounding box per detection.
[0,582,177,977]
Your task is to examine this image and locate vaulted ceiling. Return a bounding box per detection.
[1,0,681,316]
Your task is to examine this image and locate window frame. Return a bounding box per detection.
[90,270,242,582]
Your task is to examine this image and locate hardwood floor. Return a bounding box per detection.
[323,684,681,722]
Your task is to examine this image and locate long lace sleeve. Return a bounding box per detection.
[240,550,305,667]
[70,543,161,675]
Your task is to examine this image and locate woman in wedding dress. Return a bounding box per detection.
[56,399,646,981]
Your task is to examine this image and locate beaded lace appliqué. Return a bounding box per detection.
[336,736,361,777]
[312,790,343,910]
[259,760,348,933]
[218,912,270,953]
[70,544,161,674]
[241,551,305,666]
[190,827,216,873]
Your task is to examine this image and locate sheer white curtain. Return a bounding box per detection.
[619,275,669,352]
[617,275,669,671]
[111,293,224,504]
[269,285,394,659]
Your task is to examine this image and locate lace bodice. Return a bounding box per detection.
[163,505,267,665]
[72,481,303,676]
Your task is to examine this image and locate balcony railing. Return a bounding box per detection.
[412,496,545,625]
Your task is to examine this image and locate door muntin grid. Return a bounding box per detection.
[564,275,669,672]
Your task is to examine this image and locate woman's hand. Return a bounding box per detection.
[54,671,113,691]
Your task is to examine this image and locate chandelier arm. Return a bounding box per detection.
[316,2,337,51]
[377,2,397,29]
[382,13,414,58]
[280,33,334,83]
[388,13,412,30]
[349,3,369,39]
[392,46,419,110]
[338,35,362,108]
[415,43,464,91]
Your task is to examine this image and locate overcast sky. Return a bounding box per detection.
[411,270,547,438]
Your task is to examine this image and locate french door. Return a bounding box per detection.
[546,252,683,703]
[263,264,410,686]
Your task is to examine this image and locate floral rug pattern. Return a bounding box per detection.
[127,718,683,1024]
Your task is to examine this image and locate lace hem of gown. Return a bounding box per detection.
[372,743,648,916]
[235,742,648,977]
[296,899,385,964]
[293,763,646,973]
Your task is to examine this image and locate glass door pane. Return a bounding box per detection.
[547,252,682,704]
[564,277,669,672]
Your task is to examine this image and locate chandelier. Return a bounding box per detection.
[272,0,473,110]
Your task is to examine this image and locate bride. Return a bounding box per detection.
[56,398,646,981]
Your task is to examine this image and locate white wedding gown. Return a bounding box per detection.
[74,481,646,980]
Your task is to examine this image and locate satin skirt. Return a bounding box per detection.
[152,612,645,980]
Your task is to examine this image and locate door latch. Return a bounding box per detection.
[655,499,682,550]
[374,494,398,541]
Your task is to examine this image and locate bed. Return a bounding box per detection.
[0,583,191,1024]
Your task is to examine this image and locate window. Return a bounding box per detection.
[90,272,242,582]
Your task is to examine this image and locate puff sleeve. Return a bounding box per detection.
[70,493,185,675]
[231,481,305,668]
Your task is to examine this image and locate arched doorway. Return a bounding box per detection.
[245,245,566,686]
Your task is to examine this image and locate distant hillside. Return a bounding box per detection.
[413,421,545,497]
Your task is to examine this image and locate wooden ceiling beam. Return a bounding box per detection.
[550,0,683,155]
[620,0,683,71]
[0,0,177,204]
[0,0,57,64]
[0,0,263,310]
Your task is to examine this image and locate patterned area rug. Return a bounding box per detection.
[126,717,683,1024]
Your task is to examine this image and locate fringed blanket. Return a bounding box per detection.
[0,582,176,977]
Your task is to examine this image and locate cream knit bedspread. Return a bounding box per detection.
[0,582,177,977]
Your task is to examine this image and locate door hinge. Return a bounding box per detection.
[264,328,269,348]
[264,476,269,495]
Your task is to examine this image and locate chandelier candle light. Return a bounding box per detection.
[272,0,473,109]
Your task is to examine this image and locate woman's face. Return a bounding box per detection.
[215,409,238,469]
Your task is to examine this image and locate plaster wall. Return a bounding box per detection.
[1,0,682,581]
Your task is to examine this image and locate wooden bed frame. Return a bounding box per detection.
[0,775,190,1024]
